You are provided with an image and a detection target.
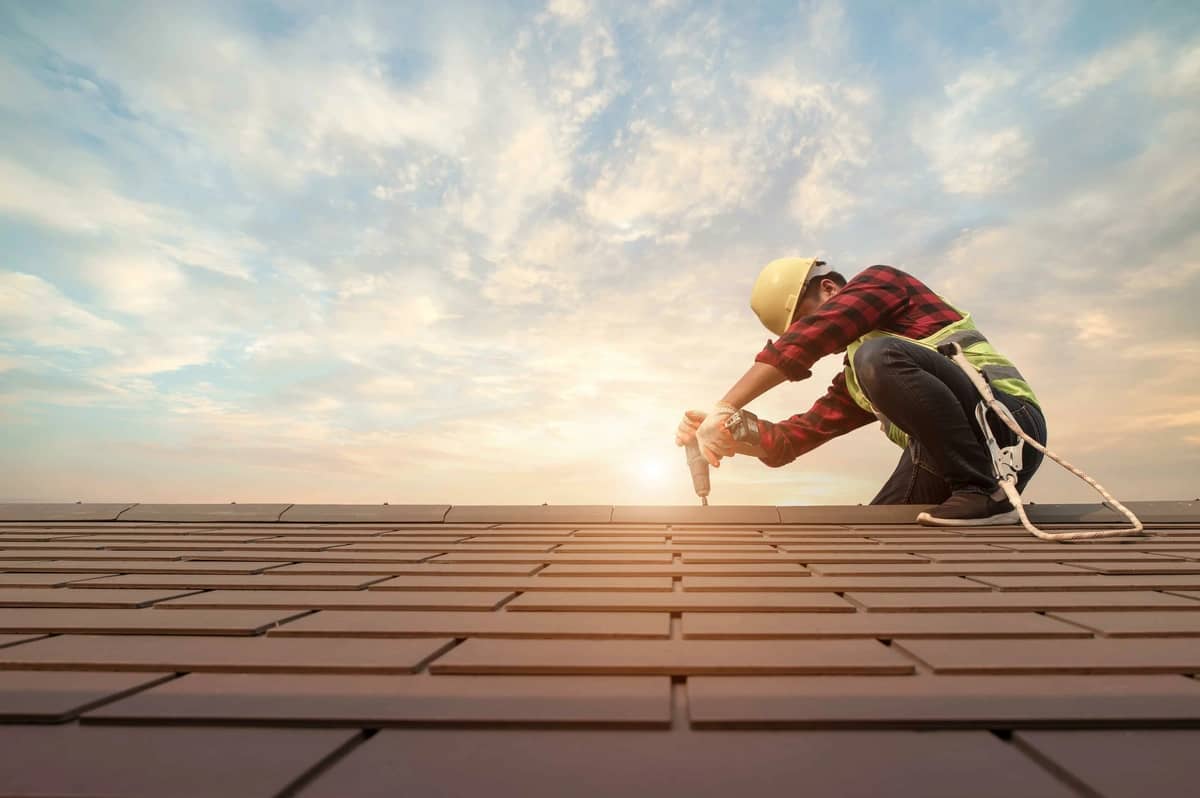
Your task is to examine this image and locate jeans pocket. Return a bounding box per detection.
[1010,403,1033,431]
[993,394,1036,446]
[1011,403,1047,491]
[1011,402,1046,446]
[908,439,940,477]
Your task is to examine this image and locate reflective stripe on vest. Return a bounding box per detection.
[842,299,1041,450]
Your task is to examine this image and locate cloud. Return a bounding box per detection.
[0,367,149,410]
[1071,310,1124,345]
[454,111,573,250]
[0,158,257,282]
[0,267,226,378]
[913,67,1030,194]
[584,125,759,236]
[7,5,486,185]
[1041,34,1159,106]
[244,270,453,368]
[0,159,158,236]
[746,77,873,230]
[544,0,590,25]
[1159,39,1200,96]
[0,272,123,350]
[80,250,189,316]
[584,61,876,241]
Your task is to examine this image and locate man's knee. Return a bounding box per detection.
[853,337,908,392]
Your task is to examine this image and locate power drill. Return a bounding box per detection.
[684,408,761,505]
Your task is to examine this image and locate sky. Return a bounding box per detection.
[1,0,1198,508]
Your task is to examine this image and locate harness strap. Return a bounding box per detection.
[938,342,1147,542]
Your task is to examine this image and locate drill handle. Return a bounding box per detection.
[685,439,710,499]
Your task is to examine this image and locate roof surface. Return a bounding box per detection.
[1,501,1199,797]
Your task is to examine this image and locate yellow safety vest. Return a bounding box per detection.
[843,300,1041,449]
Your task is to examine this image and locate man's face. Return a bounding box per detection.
[791,278,838,323]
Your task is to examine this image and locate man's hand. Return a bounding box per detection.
[678,406,768,463]
[675,410,706,448]
[676,409,732,468]
[693,403,738,467]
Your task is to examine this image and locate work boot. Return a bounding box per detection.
[916,490,1019,527]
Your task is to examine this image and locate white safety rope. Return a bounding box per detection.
[940,342,1146,542]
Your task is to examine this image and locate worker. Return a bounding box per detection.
[674,258,1048,526]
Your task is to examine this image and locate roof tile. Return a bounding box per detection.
[1076,561,1200,574]
[682,611,1089,639]
[444,505,613,523]
[268,610,670,639]
[611,505,780,524]
[968,574,1200,591]
[1048,611,1200,638]
[429,638,913,675]
[1014,729,1200,796]
[505,590,854,613]
[683,551,929,564]
[807,562,1095,576]
[86,672,672,726]
[0,633,456,673]
[300,727,1076,798]
[687,674,1200,727]
[0,504,135,522]
[156,589,514,611]
[0,587,200,608]
[0,671,174,721]
[0,558,291,573]
[69,573,389,590]
[118,504,292,523]
[279,504,450,523]
[367,575,674,591]
[681,576,987,592]
[539,562,811,576]
[895,637,1200,674]
[0,607,308,635]
[0,572,117,587]
[0,724,356,798]
[270,562,539,575]
[845,590,1200,612]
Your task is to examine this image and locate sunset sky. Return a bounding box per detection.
[2,0,1197,507]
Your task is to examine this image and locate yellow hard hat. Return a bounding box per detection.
[750,257,833,335]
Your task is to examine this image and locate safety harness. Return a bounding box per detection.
[939,341,1146,541]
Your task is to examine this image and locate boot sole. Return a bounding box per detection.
[915,509,1021,527]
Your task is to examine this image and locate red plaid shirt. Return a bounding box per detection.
[753,264,965,467]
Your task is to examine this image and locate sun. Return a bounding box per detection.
[635,458,667,483]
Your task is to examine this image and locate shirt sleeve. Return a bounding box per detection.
[755,368,876,468]
[755,265,910,381]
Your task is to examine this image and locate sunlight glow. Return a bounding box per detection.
[635,458,668,483]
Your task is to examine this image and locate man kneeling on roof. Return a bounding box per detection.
[674,258,1048,526]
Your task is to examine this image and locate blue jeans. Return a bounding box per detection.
[852,337,1048,505]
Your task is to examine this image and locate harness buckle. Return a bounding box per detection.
[974,401,1024,483]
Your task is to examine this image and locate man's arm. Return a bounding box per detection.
[691,362,786,466]
[733,437,767,457]
[720,362,787,409]
[755,370,876,467]
[692,366,872,465]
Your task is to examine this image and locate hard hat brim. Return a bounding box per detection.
[784,260,834,329]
